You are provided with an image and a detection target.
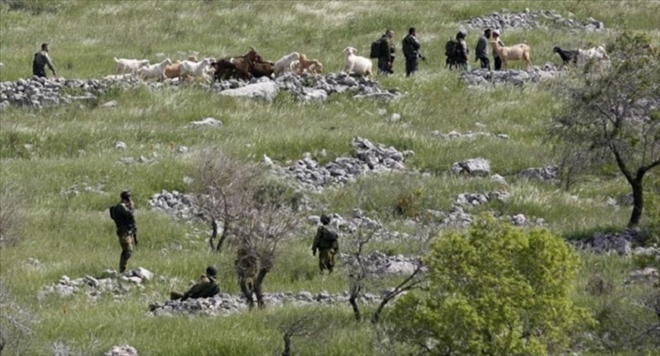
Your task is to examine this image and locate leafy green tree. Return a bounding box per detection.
[550,32,660,227]
[388,214,592,356]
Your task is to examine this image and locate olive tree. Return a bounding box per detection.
[387,214,592,356]
[550,32,660,227]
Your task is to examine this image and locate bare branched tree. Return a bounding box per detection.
[194,150,300,309]
[549,32,660,227]
[277,312,326,356]
[344,214,436,324]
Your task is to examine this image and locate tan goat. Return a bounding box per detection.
[163,55,198,79]
[490,41,531,70]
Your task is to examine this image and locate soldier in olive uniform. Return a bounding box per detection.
[109,190,137,273]
[311,214,339,274]
[170,266,220,301]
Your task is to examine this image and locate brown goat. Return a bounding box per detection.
[163,55,198,79]
[210,48,263,81]
[250,61,275,78]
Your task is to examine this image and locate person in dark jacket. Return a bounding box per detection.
[475,29,491,70]
[109,190,136,273]
[402,27,425,77]
[32,43,57,78]
[377,29,396,75]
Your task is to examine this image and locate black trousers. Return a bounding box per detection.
[378,57,393,75]
[405,56,418,77]
[479,57,490,70]
[494,57,503,71]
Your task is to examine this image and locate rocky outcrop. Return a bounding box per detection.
[462,9,606,31]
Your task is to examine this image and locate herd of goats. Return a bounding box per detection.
[110,47,351,83]
[109,42,612,83]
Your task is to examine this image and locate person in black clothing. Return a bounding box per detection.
[377,29,396,75]
[32,43,57,78]
[109,190,137,273]
[475,29,492,70]
[402,27,425,77]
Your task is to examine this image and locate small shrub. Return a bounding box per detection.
[0,188,22,249]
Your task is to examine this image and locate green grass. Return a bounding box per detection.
[1,1,659,355]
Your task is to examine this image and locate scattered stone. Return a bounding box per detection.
[518,165,559,182]
[101,100,118,108]
[572,229,647,255]
[219,81,279,102]
[0,73,396,110]
[340,251,422,275]
[38,268,153,300]
[114,141,127,151]
[461,64,563,87]
[624,268,659,286]
[271,137,412,191]
[387,113,401,122]
[187,117,223,129]
[451,158,491,176]
[176,145,189,154]
[462,9,606,31]
[149,291,382,317]
[105,345,138,356]
[490,174,507,185]
[511,213,527,226]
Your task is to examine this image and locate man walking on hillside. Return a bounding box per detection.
[311,214,339,275]
[32,43,57,78]
[402,27,425,77]
[475,29,492,70]
[109,190,137,273]
[170,266,220,301]
[377,29,396,75]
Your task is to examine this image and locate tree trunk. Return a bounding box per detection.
[281,334,291,356]
[349,281,361,321]
[371,292,395,324]
[628,178,644,228]
[254,267,269,308]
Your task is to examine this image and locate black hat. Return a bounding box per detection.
[120,190,132,200]
[206,265,218,277]
[320,214,332,225]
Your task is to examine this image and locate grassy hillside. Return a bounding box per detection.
[1,1,659,355]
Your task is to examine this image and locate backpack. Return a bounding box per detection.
[109,205,116,221]
[445,39,460,58]
[322,227,338,242]
[370,40,382,59]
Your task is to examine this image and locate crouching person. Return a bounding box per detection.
[170,265,220,301]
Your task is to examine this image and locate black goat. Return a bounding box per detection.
[553,46,579,66]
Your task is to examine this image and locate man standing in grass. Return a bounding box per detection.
[402,27,425,77]
[170,266,220,301]
[311,214,339,274]
[32,43,57,78]
[377,29,396,75]
[109,190,137,273]
[475,29,492,70]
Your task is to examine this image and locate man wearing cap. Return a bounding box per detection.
[109,190,137,273]
[170,266,220,301]
[311,214,339,274]
[32,43,57,78]
[475,29,492,70]
[491,30,506,71]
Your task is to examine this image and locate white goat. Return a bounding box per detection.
[577,46,609,63]
[273,52,300,77]
[113,57,150,74]
[136,58,172,80]
[489,41,531,70]
[342,47,372,77]
[178,58,213,81]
